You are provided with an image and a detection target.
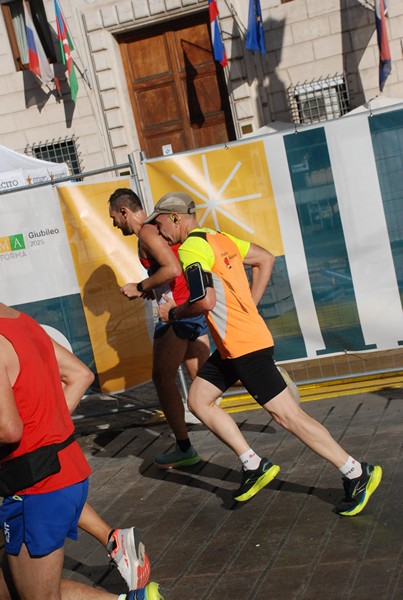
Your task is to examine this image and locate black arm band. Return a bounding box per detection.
[168,307,176,321]
[203,270,214,288]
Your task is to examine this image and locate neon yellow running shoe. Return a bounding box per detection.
[336,463,382,516]
[128,582,164,600]
[233,458,280,502]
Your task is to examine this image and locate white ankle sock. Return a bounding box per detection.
[239,449,261,471]
[339,456,362,479]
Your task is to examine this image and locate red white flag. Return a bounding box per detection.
[208,0,227,67]
[23,3,53,84]
[375,0,392,91]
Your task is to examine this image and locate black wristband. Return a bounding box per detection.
[168,307,176,321]
[137,281,144,293]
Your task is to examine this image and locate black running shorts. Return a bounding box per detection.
[197,347,287,407]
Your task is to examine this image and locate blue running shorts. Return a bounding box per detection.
[0,478,89,557]
[154,314,208,341]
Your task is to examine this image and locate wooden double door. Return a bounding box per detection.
[118,12,236,158]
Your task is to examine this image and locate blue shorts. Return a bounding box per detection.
[0,478,89,557]
[154,314,208,342]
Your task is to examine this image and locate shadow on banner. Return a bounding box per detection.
[57,180,154,393]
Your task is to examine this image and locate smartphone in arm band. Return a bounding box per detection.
[186,262,213,303]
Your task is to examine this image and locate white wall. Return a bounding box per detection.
[0,0,402,174]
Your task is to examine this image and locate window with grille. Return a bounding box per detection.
[1,0,55,71]
[25,137,82,177]
[288,75,350,125]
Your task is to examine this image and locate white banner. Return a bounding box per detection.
[0,186,79,305]
[142,105,403,360]
[0,170,26,192]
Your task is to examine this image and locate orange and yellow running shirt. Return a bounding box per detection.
[178,228,273,359]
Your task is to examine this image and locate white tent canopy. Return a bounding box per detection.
[0,145,69,192]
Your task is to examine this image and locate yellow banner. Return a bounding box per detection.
[57,181,153,392]
[145,140,284,256]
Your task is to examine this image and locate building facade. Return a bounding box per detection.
[0,0,402,177]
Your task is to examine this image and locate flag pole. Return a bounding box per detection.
[72,60,92,89]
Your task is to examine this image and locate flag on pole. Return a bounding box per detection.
[54,0,78,101]
[375,0,391,92]
[246,0,267,56]
[208,0,227,67]
[23,3,53,84]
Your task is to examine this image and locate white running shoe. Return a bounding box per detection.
[106,527,150,590]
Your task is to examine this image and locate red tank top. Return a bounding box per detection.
[0,312,91,494]
[139,243,189,304]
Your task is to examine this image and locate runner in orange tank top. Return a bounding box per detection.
[146,192,382,515]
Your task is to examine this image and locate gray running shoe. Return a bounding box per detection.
[153,443,201,469]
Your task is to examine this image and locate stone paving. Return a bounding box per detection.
[62,381,403,600]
